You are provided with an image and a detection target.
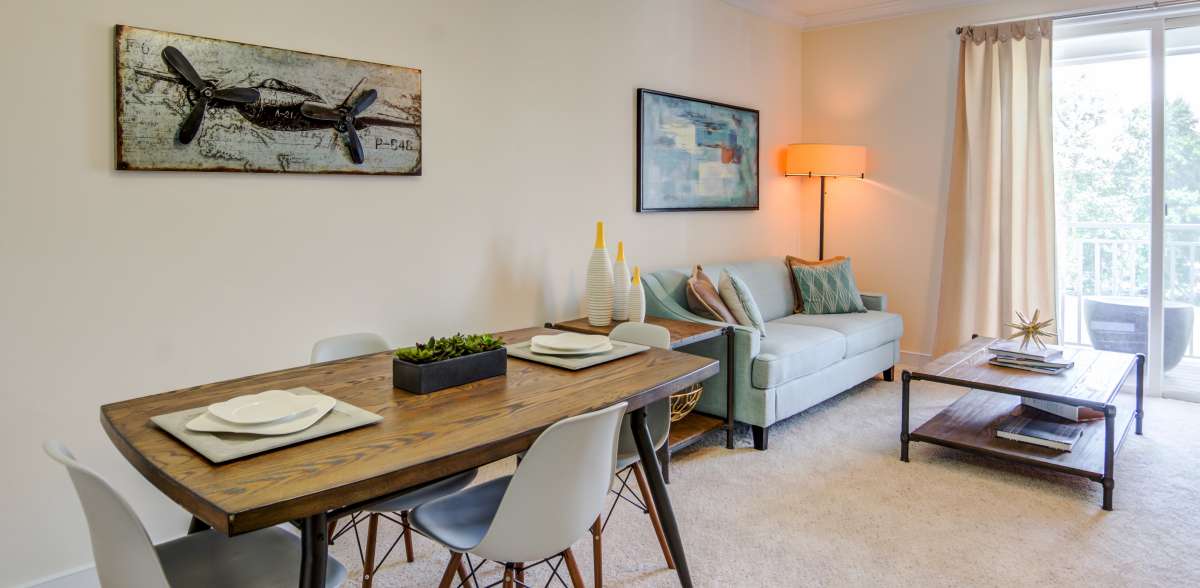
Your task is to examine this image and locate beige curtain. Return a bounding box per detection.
[934,19,1056,355]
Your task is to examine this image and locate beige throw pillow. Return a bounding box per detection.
[686,265,737,324]
[718,270,766,336]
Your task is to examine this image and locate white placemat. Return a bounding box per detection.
[150,387,382,463]
[506,339,649,370]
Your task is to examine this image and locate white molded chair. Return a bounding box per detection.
[310,333,477,588]
[593,322,676,584]
[310,332,391,364]
[44,440,348,588]
[410,402,629,588]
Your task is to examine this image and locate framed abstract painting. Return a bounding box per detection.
[637,89,759,212]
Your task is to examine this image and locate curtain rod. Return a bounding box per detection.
[955,0,1200,34]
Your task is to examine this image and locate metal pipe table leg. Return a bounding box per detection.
[299,512,329,588]
[724,326,735,449]
[1135,353,1145,435]
[1102,405,1116,511]
[900,371,911,462]
[631,407,692,588]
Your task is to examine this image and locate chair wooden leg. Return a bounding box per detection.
[515,562,525,584]
[632,462,676,569]
[400,510,415,562]
[456,556,471,587]
[439,552,463,588]
[362,513,380,588]
[591,516,603,588]
[502,563,516,588]
[562,548,585,588]
[326,518,337,545]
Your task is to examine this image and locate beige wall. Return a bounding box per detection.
[800,0,1113,355]
[0,1,803,584]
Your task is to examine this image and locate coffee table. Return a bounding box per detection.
[900,336,1145,510]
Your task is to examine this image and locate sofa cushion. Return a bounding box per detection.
[751,323,846,388]
[773,310,903,357]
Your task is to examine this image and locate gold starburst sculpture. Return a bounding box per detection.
[1006,309,1055,350]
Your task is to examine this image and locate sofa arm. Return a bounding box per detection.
[860,291,887,312]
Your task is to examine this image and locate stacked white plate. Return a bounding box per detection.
[186,389,336,436]
[530,332,613,355]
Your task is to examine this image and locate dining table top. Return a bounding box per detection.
[100,326,719,536]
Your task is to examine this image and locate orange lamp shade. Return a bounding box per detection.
[785,144,866,178]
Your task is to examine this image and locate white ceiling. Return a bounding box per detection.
[723,0,991,30]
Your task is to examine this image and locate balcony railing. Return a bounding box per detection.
[1058,221,1200,358]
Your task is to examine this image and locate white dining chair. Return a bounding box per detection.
[44,440,348,588]
[310,332,478,588]
[310,332,391,364]
[593,322,676,585]
[410,401,628,588]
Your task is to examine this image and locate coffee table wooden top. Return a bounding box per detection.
[550,316,726,349]
[101,327,718,536]
[912,336,1138,409]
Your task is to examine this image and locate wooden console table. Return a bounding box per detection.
[548,317,736,463]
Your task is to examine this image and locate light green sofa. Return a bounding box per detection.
[643,258,902,450]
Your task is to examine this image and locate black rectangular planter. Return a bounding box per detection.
[392,347,507,394]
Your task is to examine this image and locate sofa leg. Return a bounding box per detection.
[751,425,769,451]
[883,367,895,382]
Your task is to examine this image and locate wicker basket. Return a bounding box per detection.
[669,385,704,422]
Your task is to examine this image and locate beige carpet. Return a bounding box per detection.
[330,376,1200,587]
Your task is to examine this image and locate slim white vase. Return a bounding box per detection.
[628,266,646,323]
[612,241,630,321]
[586,221,614,327]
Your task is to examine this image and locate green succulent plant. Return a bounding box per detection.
[393,333,504,364]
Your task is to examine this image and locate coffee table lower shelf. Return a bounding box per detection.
[909,390,1137,482]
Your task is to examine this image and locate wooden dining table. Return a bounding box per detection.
[101,327,718,588]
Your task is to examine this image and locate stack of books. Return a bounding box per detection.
[995,399,1101,451]
[987,340,1075,374]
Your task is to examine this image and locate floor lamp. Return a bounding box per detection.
[785,144,867,260]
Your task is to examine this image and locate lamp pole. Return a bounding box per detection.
[818,175,827,261]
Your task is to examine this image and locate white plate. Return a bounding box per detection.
[531,333,611,352]
[187,395,337,435]
[207,389,325,425]
[531,341,614,355]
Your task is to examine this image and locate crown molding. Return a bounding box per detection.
[722,0,994,31]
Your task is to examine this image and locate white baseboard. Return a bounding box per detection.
[900,350,931,368]
[19,565,98,588]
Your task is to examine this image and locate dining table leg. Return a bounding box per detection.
[186,516,210,534]
[631,407,691,587]
[299,512,328,588]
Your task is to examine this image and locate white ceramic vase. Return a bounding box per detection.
[612,241,630,321]
[628,266,646,323]
[586,222,614,327]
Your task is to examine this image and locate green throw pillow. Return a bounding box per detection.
[791,259,868,314]
[718,270,766,337]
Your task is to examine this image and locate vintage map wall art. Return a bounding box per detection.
[637,89,759,211]
[115,25,422,175]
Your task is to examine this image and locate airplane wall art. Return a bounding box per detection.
[115,25,421,175]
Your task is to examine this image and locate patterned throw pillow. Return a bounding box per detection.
[791,258,868,314]
[686,265,737,324]
[718,270,766,336]
[786,255,848,313]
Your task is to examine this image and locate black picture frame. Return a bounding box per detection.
[636,88,760,212]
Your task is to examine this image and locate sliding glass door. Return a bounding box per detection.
[1054,11,1200,401]
[1164,20,1200,400]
